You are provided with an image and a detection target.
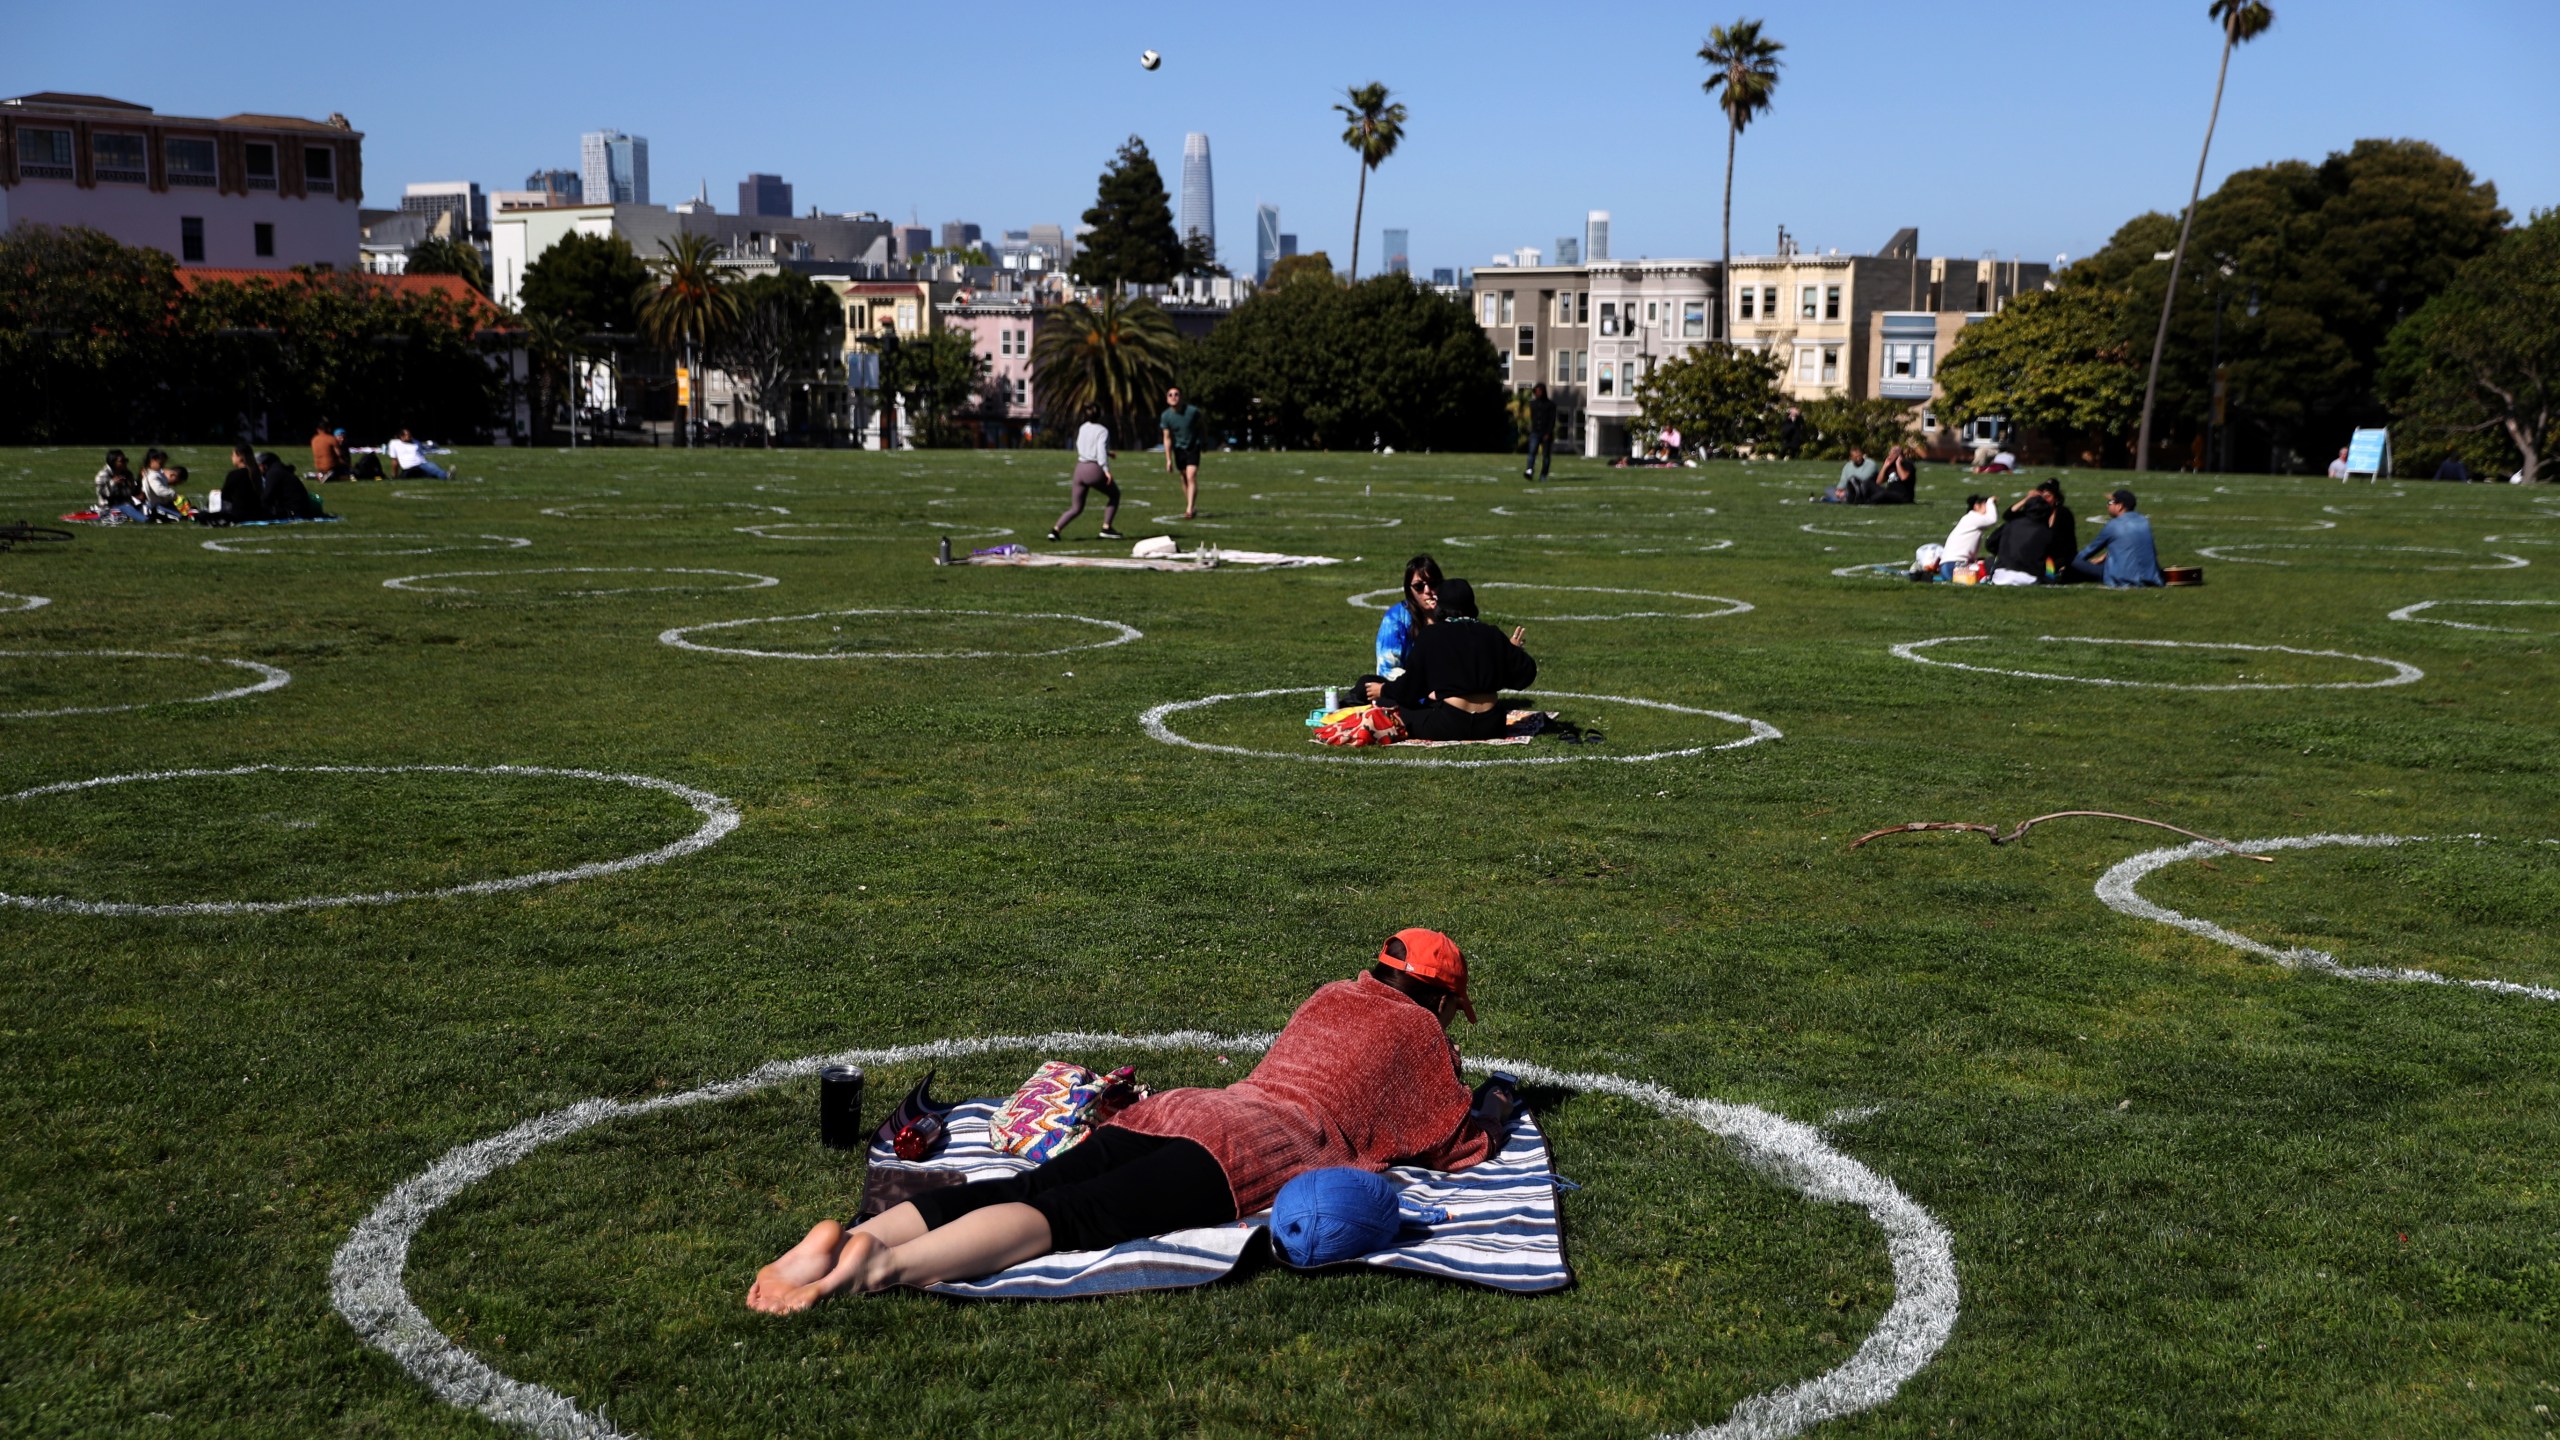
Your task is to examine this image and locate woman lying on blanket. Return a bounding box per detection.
[747,928,1517,1311]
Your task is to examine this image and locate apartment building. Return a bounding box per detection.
[0,91,361,269]
[1473,258,1725,457]
[1728,229,2048,410]
[938,295,1039,444]
[489,203,894,309]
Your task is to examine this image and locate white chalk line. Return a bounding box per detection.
[734,522,1012,542]
[1,592,51,614]
[660,608,1142,661]
[1252,490,1457,504]
[2385,599,2560,634]
[1797,519,1938,541]
[203,532,534,557]
[384,568,782,597]
[0,764,738,916]
[1889,635,2424,691]
[538,502,789,520]
[329,1031,1956,1440]
[1442,534,1734,556]
[1345,584,1753,621]
[2194,543,2528,571]
[1,650,292,719]
[1140,686,1781,768]
[1832,561,1911,579]
[2094,834,2560,1003]
[1493,505,1719,519]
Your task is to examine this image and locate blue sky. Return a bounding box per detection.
[15,0,2558,275]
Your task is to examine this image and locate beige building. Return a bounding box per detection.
[1728,231,2048,410]
[1473,259,1724,457]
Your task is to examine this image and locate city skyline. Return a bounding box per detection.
[1179,132,1213,254]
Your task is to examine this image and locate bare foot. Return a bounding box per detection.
[746,1219,843,1313]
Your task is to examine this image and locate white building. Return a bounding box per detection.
[580,130,647,206]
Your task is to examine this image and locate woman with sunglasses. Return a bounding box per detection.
[1351,554,1444,703]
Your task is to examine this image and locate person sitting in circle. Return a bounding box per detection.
[1351,553,1444,703]
[1874,444,1918,505]
[93,449,146,523]
[1048,406,1123,542]
[1988,485,2057,585]
[1919,493,1999,581]
[1813,446,1879,504]
[139,452,188,522]
[746,928,1513,1310]
[218,442,269,522]
[1378,578,1537,742]
[2068,488,2164,587]
[385,428,450,480]
[259,451,322,520]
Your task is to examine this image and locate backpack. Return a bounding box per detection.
[352,452,384,480]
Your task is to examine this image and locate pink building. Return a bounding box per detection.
[0,91,361,270]
[938,295,1041,445]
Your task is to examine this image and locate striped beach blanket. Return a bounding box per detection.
[868,1100,1572,1299]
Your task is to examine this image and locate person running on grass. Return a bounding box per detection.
[1159,384,1205,519]
[1048,406,1123,542]
[746,928,1514,1311]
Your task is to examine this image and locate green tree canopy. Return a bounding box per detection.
[519,231,647,337]
[1072,137,1183,291]
[711,271,841,445]
[1031,293,1182,442]
[1934,286,2144,459]
[0,224,183,443]
[872,328,991,448]
[2381,209,2560,483]
[1184,274,1507,451]
[1631,343,1783,456]
[1261,252,1338,291]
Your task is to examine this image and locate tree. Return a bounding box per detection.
[1698,19,1784,343]
[176,269,503,442]
[518,231,647,338]
[1071,137,1183,291]
[873,329,991,448]
[1031,293,1182,442]
[1935,287,2145,461]
[2381,210,2560,484]
[1179,232,1229,279]
[1185,274,1508,452]
[2137,0,2276,471]
[1632,343,1784,456]
[1798,396,1925,461]
[1334,83,1408,281]
[0,224,182,442]
[638,233,739,445]
[519,312,590,442]
[710,271,840,445]
[403,236,487,295]
[1262,252,1339,291]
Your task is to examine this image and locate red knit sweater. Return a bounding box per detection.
[1107,974,1496,1214]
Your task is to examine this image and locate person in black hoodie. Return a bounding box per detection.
[1988,489,2056,584]
[258,452,320,520]
[219,442,269,522]
[1379,579,1537,741]
[1875,445,1918,504]
[2038,479,2082,582]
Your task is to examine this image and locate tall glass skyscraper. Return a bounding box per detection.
[580,130,649,206]
[1383,228,1410,276]
[1179,133,1214,256]
[1585,210,1610,263]
[1255,203,1280,284]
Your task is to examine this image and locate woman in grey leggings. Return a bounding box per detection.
[1048,406,1123,541]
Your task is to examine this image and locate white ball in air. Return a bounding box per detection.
[1140,50,1162,70]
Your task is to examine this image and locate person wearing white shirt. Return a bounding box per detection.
[1047,407,1122,541]
[384,428,449,480]
[2327,447,2351,480]
[1921,494,2000,580]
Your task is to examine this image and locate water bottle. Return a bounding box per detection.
[936,535,952,566]
[1323,687,1340,711]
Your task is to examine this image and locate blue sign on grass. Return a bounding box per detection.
[2345,428,2390,478]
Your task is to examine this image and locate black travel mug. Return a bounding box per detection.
[819,1065,866,1150]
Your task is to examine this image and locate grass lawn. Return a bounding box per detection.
[2,443,2556,1438]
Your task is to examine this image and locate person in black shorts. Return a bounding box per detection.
[1159,385,1204,519]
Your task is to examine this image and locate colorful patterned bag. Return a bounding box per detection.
[986,1061,1147,1162]
[1312,703,1409,747]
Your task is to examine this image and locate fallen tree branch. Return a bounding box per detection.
[1849,810,2275,861]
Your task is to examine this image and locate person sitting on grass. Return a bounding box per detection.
[218,443,269,522]
[1047,406,1123,542]
[93,449,146,523]
[1988,486,2056,585]
[2038,479,2082,582]
[1351,554,1444,703]
[310,419,351,483]
[747,927,1513,1311]
[385,428,450,480]
[1920,493,1999,581]
[259,452,322,520]
[2068,488,2164,587]
[139,454,188,522]
[1813,446,1879,503]
[1378,579,1537,743]
[1874,444,1917,504]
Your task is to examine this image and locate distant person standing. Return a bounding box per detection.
[1778,405,1806,460]
[1159,385,1204,519]
[1524,383,1557,481]
[310,419,351,483]
[1049,406,1123,542]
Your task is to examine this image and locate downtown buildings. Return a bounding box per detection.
[580,130,647,205]
[1179,132,1213,258]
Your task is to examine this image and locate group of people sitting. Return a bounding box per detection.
[311,421,452,482]
[1812,445,1918,505]
[90,449,192,524]
[1914,479,2162,587]
[1321,555,1538,745]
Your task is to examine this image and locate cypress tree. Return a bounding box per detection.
[1071,137,1183,291]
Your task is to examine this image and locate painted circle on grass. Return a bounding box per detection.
[1140,687,1780,767]
[2094,834,2560,1003]
[330,1030,1957,1440]
[1890,634,2422,691]
[202,531,533,557]
[0,764,738,916]
[1797,518,1938,540]
[2385,599,2560,635]
[1,592,50,614]
[384,568,782,597]
[660,608,1142,661]
[734,521,1012,542]
[538,501,788,521]
[1492,504,1719,520]
[1,650,291,719]
[1832,561,1910,579]
[2193,542,2528,571]
[1441,534,1734,557]
[1252,490,1457,504]
[1346,583,1753,621]
[2155,514,2336,532]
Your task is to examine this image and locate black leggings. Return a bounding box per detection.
[1401,701,1510,742]
[907,1128,1234,1252]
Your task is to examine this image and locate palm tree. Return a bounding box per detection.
[520,311,588,445]
[637,233,739,446]
[2136,0,2276,472]
[1698,19,1784,343]
[1334,82,1408,281]
[1030,293,1182,442]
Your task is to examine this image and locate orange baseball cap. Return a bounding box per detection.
[1378,927,1475,1022]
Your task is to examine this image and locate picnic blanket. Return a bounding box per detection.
[1310,708,1552,749]
[866,1098,1571,1299]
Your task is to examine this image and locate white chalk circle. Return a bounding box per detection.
[660,608,1141,661]
[1141,687,1779,768]
[734,521,1012,542]
[1252,490,1456,504]
[0,764,738,916]
[1441,534,1734,557]
[1,650,291,719]
[1798,518,1937,540]
[1890,634,2423,691]
[2386,599,2560,635]
[384,568,782,597]
[2094,834,2560,1003]
[330,1030,1956,1440]
[1347,583,1753,621]
[203,531,533,557]
[2194,542,2528,571]
[1832,561,1911,579]
[538,501,788,520]
[1493,504,1718,520]
[1,592,50,614]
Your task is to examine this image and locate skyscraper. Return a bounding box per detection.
[525,169,580,205]
[1383,228,1410,277]
[738,173,793,218]
[1554,236,1580,266]
[1585,210,1611,263]
[941,221,982,250]
[1179,133,1214,255]
[580,131,649,205]
[402,182,487,237]
[1280,233,1298,259]
[1254,203,1281,283]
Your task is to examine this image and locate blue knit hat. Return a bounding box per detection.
[1268,1168,1448,1268]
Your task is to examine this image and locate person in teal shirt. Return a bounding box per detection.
[1159,385,1205,520]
